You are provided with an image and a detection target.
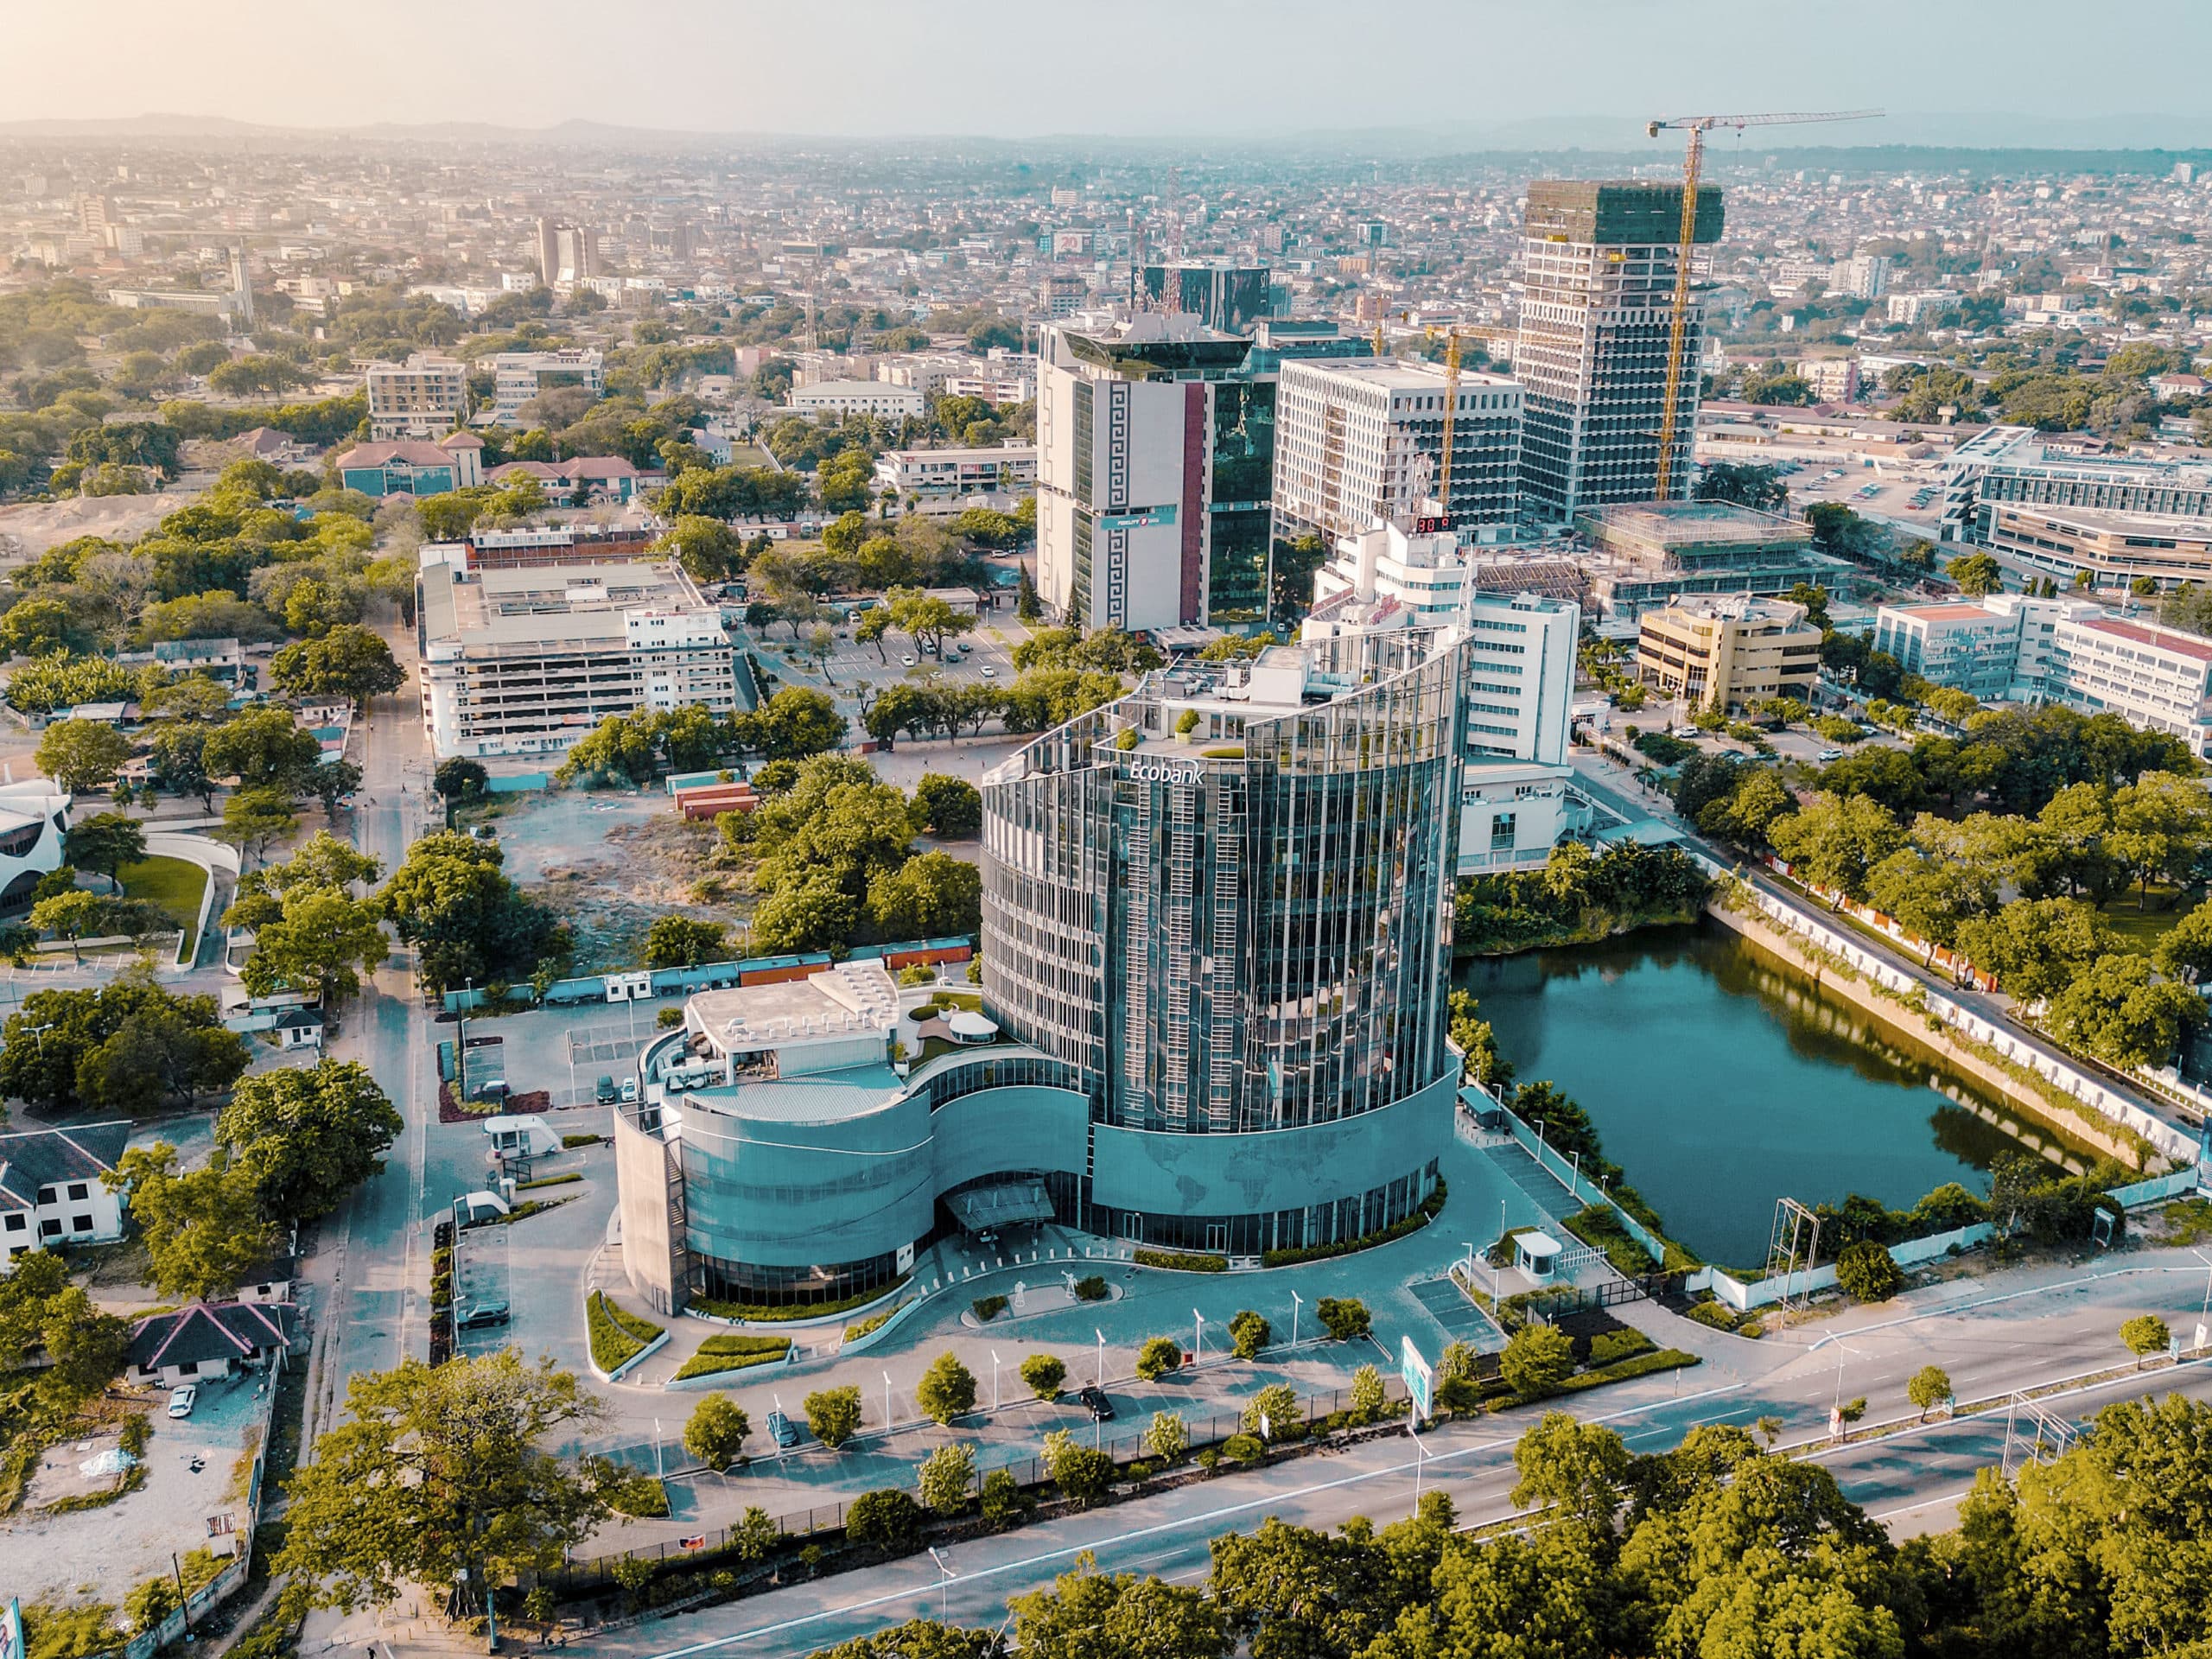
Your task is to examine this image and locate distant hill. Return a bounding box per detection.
[5,110,2212,156]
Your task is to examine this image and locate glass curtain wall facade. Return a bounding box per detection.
[982,631,1468,1250]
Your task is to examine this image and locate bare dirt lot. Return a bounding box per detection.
[486,790,741,972]
[0,487,197,563]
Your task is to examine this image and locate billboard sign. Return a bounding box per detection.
[1400,1334,1433,1422]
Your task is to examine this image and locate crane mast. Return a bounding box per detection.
[1647,110,1880,499]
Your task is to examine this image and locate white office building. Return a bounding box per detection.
[1872,594,2212,757]
[488,349,606,425]
[1273,358,1522,539]
[366,353,467,441]
[416,560,739,759]
[785,380,925,420]
[874,443,1037,508]
[1302,527,1585,872]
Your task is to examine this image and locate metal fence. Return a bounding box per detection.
[552,1371,1412,1592]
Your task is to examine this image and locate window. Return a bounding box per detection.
[71,1215,91,1233]
[3,1214,22,1231]
[1491,812,1517,851]
[67,1182,88,1201]
[35,1186,54,1206]
[39,1219,60,1238]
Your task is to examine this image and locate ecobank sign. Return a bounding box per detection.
[1126,759,1200,786]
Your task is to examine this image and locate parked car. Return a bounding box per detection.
[595,1075,618,1103]
[900,655,917,667]
[767,1409,801,1447]
[619,1077,639,1103]
[1816,748,1845,762]
[1077,1385,1115,1421]
[979,665,997,678]
[458,1302,512,1330]
[167,1384,197,1419]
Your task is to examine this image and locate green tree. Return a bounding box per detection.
[2120,1313,2171,1368]
[268,625,405,705]
[148,722,216,809]
[1948,551,2004,595]
[1020,1352,1066,1400]
[216,787,300,864]
[105,1145,276,1300]
[275,1351,607,1613]
[682,1395,749,1469]
[1228,1309,1270,1361]
[1146,1409,1188,1462]
[748,872,861,955]
[867,849,982,940]
[376,831,568,994]
[885,588,976,658]
[1768,791,1904,904]
[1907,1364,1952,1419]
[29,888,163,963]
[214,1060,402,1227]
[1135,1336,1182,1381]
[1955,897,2115,1004]
[238,885,388,1006]
[1243,1382,1300,1438]
[643,915,728,969]
[203,704,323,793]
[912,772,982,839]
[61,813,145,893]
[1695,461,1791,511]
[1499,1325,1574,1400]
[433,758,489,802]
[749,684,848,759]
[918,1442,976,1516]
[0,971,246,1113]
[1510,1410,1632,1528]
[2042,951,2206,1069]
[1040,1428,1114,1507]
[1834,1240,1904,1302]
[805,1383,864,1448]
[846,1487,923,1552]
[916,1351,978,1424]
[1315,1296,1370,1340]
[1348,1363,1387,1421]
[35,719,133,796]
[1012,1559,1228,1659]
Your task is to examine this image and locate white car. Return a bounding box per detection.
[979,665,997,678]
[167,1384,197,1419]
[1816,748,1845,763]
[900,655,917,667]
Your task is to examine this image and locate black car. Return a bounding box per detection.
[458,1302,511,1330]
[767,1409,801,1448]
[1077,1385,1115,1421]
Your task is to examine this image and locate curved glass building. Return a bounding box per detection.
[613,629,1471,1313]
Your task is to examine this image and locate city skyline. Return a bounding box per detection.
[10,0,2212,143]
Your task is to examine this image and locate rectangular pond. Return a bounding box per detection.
[1461,919,2094,1269]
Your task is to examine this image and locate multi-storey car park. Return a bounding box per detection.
[415,556,738,760]
[612,627,1473,1313]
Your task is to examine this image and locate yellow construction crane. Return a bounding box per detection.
[1647,110,1880,497]
[1433,325,1512,522]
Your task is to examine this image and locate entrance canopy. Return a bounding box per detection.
[948,1179,1054,1234]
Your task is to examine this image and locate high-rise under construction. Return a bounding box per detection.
[1513,180,1723,520]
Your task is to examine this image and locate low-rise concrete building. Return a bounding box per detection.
[1578,499,1838,626]
[366,353,466,441]
[785,379,925,420]
[0,1121,127,1264]
[335,434,484,498]
[874,443,1037,505]
[1637,594,1821,714]
[488,348,605,424]
[416,560,739,759]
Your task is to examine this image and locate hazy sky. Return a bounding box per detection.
[12,0,2212,138]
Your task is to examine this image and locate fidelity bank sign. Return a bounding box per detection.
[1126,759,1201,785]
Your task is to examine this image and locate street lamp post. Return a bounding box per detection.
[882,1369,894,1431]
[928,1547,954,1619]
[1095,1328,1106,1388]
[989,1350,1001,1412]
[1408,1421,1427,1517]
[1289,1289,1302,1349]
[1193,1310,1205,1365]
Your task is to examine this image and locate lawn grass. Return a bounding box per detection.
[2096,884,2195,956]
[117,855,207,957]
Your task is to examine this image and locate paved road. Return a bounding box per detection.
[321,1242,2212,1659]
[586,1346,2212,1659]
